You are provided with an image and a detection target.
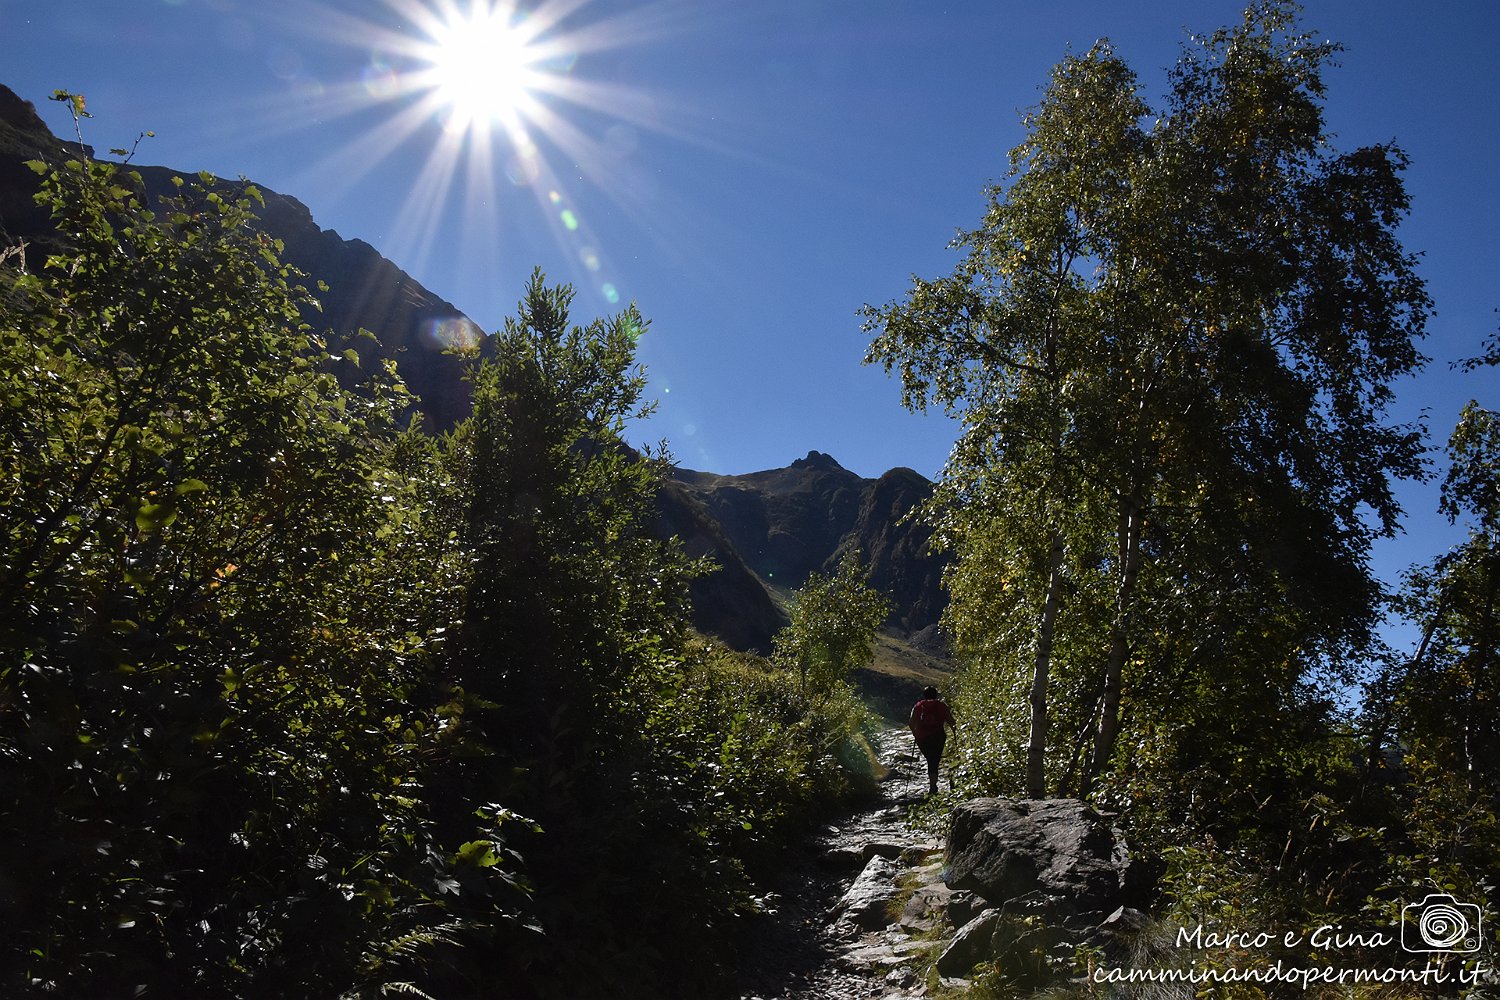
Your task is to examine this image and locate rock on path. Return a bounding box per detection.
[725,728,950,1000]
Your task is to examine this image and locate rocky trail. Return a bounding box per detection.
[725,728,959,1000]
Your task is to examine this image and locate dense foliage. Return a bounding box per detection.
[0,132,479,997]
[863,3,1496,995]
[863,0,1426,808]
[773,551,889,698]
[0,98,874,999]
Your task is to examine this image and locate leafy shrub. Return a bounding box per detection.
[0,104,512,996]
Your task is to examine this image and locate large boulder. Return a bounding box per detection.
[946,798,1133,922]
[935,908,1001,978]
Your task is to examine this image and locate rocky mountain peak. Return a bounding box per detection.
[791,450,845,472]
[0,87,45,134]
[669,454,950,651]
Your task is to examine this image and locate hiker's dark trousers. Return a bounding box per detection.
[915,733,945,788]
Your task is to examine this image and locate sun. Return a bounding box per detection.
[283,0,702,307]
[419,4,541,132]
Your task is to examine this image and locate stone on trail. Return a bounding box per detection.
[945,798,1133,921]
[862,839,907,862]
[1085,904,1154,958]
[935,908,1000,978]
[898,881,952,933]
[820,843,867,871]
[834,854,904,932]
[901,843,944,865]
[945,889,982,929]
[909,857,945,884]
[839,937,908,971]
[936,906,1072,981]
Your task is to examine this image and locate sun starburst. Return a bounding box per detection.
[262,0,712,310]
[421,6,541,131]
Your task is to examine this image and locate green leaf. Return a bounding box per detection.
[135,499,178,532]
[453,840,501,867]
[50,90,89,118]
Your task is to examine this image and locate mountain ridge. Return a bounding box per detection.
[0,85,484,430]
[670,450,949,653]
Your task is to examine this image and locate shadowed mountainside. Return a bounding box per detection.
[0,85,482,430]
[654,478,788,654]
[671,452,949,652]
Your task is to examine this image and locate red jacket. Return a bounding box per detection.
[909,698,954,741]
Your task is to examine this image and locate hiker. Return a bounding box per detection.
[909,686,956,795]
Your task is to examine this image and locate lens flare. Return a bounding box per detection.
[293,77,326,102]
[506,144,540,185]
[421,316,485,352]
[268,47,303,81]
[362,61,400,99]
[280,0,699,309]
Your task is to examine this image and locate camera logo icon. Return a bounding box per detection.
[1401,894,1482,953]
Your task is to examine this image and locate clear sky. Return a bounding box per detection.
[3,0,1496,625]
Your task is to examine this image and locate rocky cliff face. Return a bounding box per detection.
[832,466,947,635]
[248,185,482,430]
[0,86,75,261]
[673,451,866,587]
[653,478,788,654]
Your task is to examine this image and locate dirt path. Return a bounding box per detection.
[724,728,951,1000]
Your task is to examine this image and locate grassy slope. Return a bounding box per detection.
[856,630,953,723]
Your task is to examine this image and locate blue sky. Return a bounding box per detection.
[3,0,1496,624]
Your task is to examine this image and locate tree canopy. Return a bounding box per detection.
[863,0,1429,801]
[773,551,890,698]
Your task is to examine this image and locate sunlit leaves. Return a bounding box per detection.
[773,552,890,699]
[1441,402,1500,533]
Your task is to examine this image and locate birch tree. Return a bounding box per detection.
[863,1,1428,797]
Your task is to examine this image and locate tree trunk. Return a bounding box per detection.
[1361,584,1444,787]
[1061,690,1104,798]
[1466,548,1499,788]
[1026,530,1066,798]
[1084,495,1142,792]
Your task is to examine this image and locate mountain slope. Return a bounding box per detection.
[654,478,788,654]
[831,466,947,634]
[670,451,950,650]
[0,85,482,430]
